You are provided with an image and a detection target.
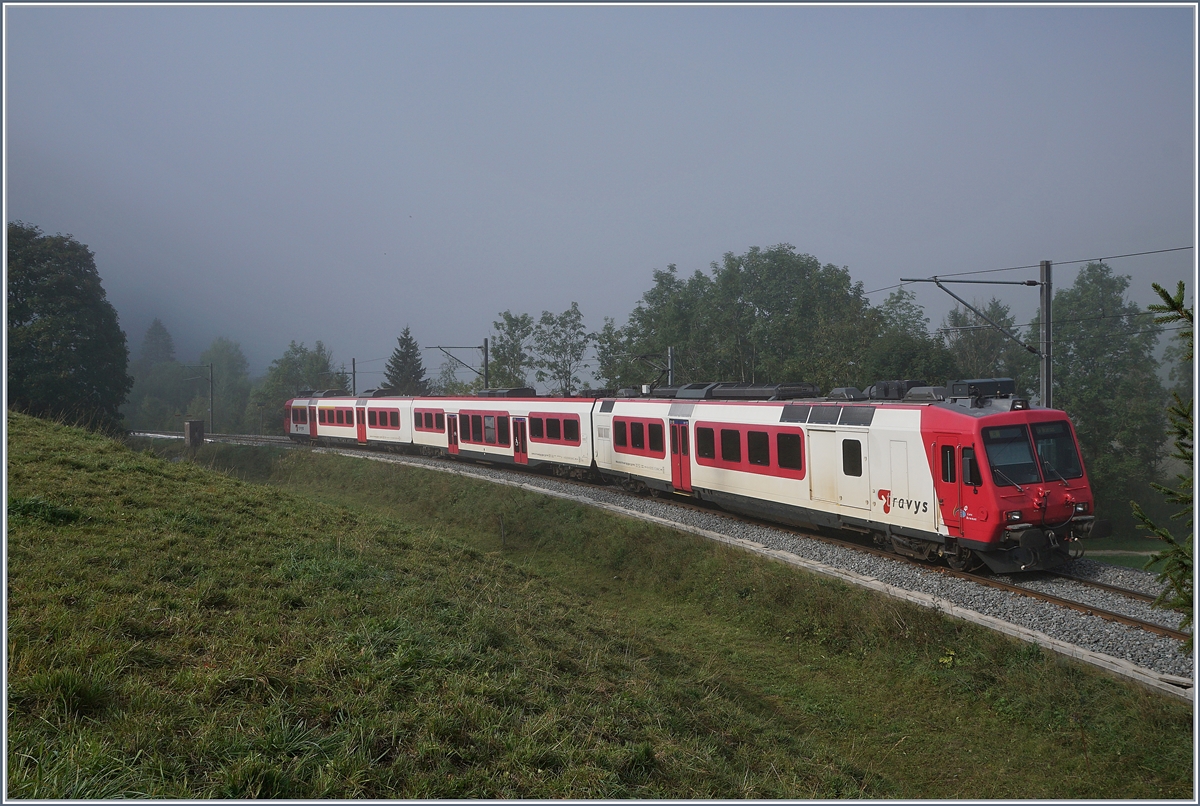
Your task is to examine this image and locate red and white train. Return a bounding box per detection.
[285,378,1108,574]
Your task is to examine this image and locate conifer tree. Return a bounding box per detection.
[384,327,429,395]
[140,318,176,367]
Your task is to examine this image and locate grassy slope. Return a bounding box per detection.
[7,413,1193,798]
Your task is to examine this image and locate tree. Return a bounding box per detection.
[532,302,592,396]
[489,311,535,389]
[7,221,133,429]
[1131,281,1193,651]
[383,327,429,395]
[861,288,959,386]
[593,316,650,391]
[941,298,1038,393]
[1036,263,1166,533]
[198,338,251,433]
[139,319,176,367]
[249,341,349,435]
[620,246,877,392]
[430,359,483,396]
[124,319,184,431]
[123,361,191,431]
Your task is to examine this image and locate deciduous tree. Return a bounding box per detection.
[250,341,348,434]
[861,288,958,387]
[489,311,535,389]
[7,221,132,429]
[1037,263,1166,533]
[198,338,251,433]
[532,302,592,396]
[941,298,1038,393]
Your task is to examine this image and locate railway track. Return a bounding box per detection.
[1046,571,1159,604]
[133,430,1189,646]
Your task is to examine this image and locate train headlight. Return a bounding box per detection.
[1006,510,1023,522]
[1073,502,1089,514]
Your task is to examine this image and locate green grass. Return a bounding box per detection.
[8,413,1193,798]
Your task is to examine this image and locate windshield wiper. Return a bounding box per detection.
[992,467,1026,493]
[1041,459,1071,487]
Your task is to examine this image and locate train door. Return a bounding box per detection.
[447,415,459,455]
[839,434,871,510]
[809,430,869,509]
[307,405,317,440]
[669,420,692,493]
[512,418,528,464]
[932,435,962,535]
[808,430,839,504]
[356,406,367,444]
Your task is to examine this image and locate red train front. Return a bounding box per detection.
[917,379,1103,573]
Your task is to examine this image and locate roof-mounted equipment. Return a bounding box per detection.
[866,379,928,400]
[903,386,948,402]
[475,387,537,398]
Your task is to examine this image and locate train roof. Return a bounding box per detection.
[289,378,1043,417]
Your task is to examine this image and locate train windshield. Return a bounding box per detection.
[1030,420,1083,481]
[981,425,1041,486]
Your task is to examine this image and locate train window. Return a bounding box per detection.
[721,429,741,463]
[530,417,544,439]
[547,418,562,440]
[424,412,434,429]
[471,415,484,443]
[368,410,377,426]
[839,406,875,426]
[291,408,298,423]
[459,413,469,439]
[1031,420,1083,480]
[336,410,344,424]
[391,411,400,428]
[648,423,664,453]
[434,413,443,430]
[747,431,770,466]
[809,406,841,425]
[780,404,810,423]
[631,422,645,450]
[941,445,956,483]
[564,418,579,442]
[613,420,627,447]
[680,427,689,456]
[777,433,802,470]
[982,425,1040,485]
[696,427,715,459]
[317,410,325,423]
[670,425,678,454]
[498,416,510,446]
[962,447,983,487]
[843,439,862,477]
[484,415,497,444]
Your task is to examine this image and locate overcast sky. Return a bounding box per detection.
[5,4,1195,389]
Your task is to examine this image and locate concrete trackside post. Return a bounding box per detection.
[184,420,205,448]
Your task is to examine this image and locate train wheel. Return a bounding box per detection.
[947,549,982,572]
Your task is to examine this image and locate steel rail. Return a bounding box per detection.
[1045,571,1159,605]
